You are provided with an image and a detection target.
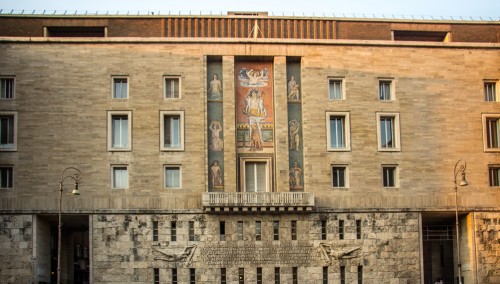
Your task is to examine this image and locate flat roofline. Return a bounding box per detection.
[1,36,499,49]
[0,10,499,24]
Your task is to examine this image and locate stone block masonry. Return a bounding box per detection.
[0,215,33,283]
[92,212,420,284]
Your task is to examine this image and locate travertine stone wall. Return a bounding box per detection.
[475,212,500,284]
[92,212,420,284]
[0,215,33,283]
[0,42,498,211]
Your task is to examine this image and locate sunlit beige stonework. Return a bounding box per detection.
[0,12,499,284]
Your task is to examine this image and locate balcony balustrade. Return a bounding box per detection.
[202,192,314,213]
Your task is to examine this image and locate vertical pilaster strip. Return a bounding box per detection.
[274,57,289,192]
[223,56,236,192]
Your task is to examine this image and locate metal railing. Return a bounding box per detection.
[202,192,314,207]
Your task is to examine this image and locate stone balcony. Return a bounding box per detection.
[202,192,315,213]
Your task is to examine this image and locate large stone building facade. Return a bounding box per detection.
[0,12,499,284]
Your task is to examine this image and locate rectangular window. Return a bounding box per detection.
[164,77,180,99]
[237,221,244,241]
[332,166,347,188]
[154,268,160,284]
[291,220,297,241]
[356,220,362,239]
[358,266,363,284]
[221,268,226,284]
[153,221,159,241]
[326,112,351,151]
[274,267,280,284]
[111,166,128,189]
[273,221,280,241]
[108,111,131,151]
[329,78,344,100]
[382,165,398,188]
[238,268,244,284]
[189,221,195,241]
[160,111,184,151]
[172,268,177,284]
[257,267,262,284]
[240,157,272,192]
[377,113,400,151]
[489,166,500,187]
[483,114,500,151]
[171,221,177,242]
[255,221,262,241]
[379,80,393,100]
[339,220,344,240]
[0,166,13,188]
[0,112,17,151]
[0,78,14,99]
[484,82,497,102]
[220,221,225,241]
[322,266,328,284]
[321,220,327,240]
[340,266,346,284]
[112,77,128,99]
[164,165,181,189]
[292,267,298,284]
[190,268,195,284]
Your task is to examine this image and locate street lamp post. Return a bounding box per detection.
[453,160,468,284]
[57,167,82,284]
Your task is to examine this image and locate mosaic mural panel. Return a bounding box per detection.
[207,60,224,192]
[235,62,274,152]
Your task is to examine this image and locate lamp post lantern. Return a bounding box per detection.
[57,167,82,284]
[453,160,468,284]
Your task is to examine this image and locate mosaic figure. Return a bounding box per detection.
[288,75,300,101]
[289,120,301,150]
[289,161,303,189]
[208,73,222,100]
[209,120,223,151]
[210,160,223,187]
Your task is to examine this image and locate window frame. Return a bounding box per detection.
[164,76,181,99]
[326,111,351,151]
[378,78,395,101]
[0,165,14,189]
[219,221,225,241]
[0,112,17,151]
[237,221,244,241]
[273,220,280,241]
[255,221,262,241]
[171,221,177,242]
[376,112,401,151]
[153,221,159,241]
[107,111,132,151]
[328,77,345,100]
[189,221,195,241]
[331,165,348,188]
[0,77,15,100]
[489,165,500,187]
[111,165,129,189]
[382,165,399,188]
[172,268,178,284]
[153,268,160,284]
[291,220,297,241]
[484,80,498,102]
[164,165,182,189]
[111,76,129,99]
[239,157,273,192]
[160,110,185,151]
[482,114,500,152]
